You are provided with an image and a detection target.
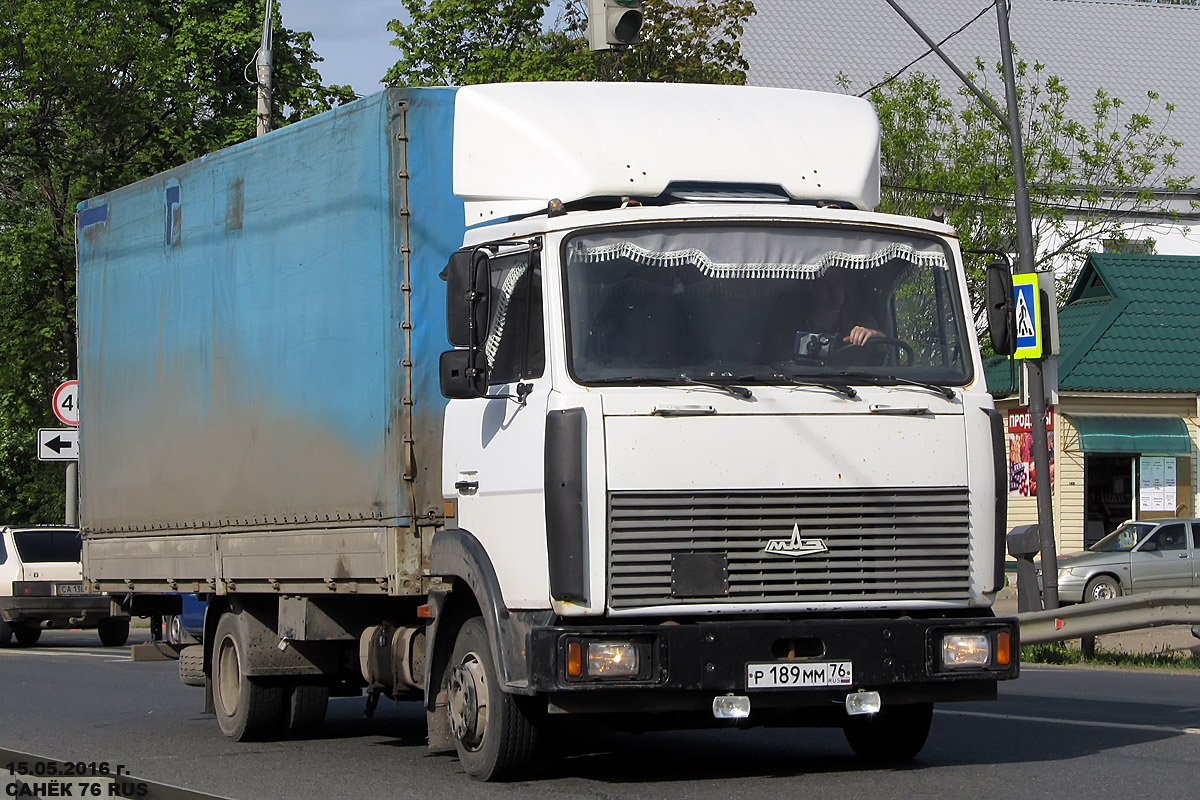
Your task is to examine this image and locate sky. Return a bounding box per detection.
[281,0,406,95]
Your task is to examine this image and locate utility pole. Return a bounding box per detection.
[256,0,274,137]
[884,0,1059,608]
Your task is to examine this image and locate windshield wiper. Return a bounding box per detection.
[829,371,956,400]
[780,375,857,399]
[678,374,754,400]
[594,374,754,400]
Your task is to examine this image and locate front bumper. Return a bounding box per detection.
[1054,573,1087,604]
[528,616,1018,715]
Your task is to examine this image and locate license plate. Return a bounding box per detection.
[746,661,853,689]
[54,582,86,597]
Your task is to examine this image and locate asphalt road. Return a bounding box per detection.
[2,629,1198,799]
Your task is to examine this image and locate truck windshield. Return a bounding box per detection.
[12,529,82,563]
[563,224,970,385]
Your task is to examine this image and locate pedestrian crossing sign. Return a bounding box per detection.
[1011,274,1042,359]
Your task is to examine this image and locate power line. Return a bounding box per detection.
[859,1,997,97]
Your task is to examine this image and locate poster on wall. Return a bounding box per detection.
[1007,408,1054,497]
[1139,456,1176,512]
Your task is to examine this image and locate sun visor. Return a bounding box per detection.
[452,82,881,225]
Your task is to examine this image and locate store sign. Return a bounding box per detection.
[1006,407,1054,497]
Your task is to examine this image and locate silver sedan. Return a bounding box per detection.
[1055,518,1199,604]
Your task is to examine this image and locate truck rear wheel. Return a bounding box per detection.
[445,617,538,781]
[286,683,329,736]
[843,702,933,762]
[212,613,285,741]
[14,625,41,646]
[179,645,206,687]
[98,618,130,647]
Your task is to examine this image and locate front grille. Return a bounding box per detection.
[608,488,972,608]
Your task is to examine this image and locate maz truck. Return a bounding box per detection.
[76,82,1018,780]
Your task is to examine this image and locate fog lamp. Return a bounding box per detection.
[712,695,751,719]
[586,642,639,677]
[845,691,881,716]
[942,633,991,668]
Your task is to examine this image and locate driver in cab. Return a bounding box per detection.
[801,268,885,360]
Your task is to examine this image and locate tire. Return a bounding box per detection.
[165,615,183,645]
[0,620,10,647]
[211,613,285,741]
[445,617,539,781]
[14,625,42,646]
[179,645,206,687]
[97,617,130,647]
[843,702,933,762]
[1084,575,1122,603]
[286,683,329,736]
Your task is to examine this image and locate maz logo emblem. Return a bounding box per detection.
[763,524,829,558]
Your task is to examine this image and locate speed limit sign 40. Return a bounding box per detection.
[53,380,79,426]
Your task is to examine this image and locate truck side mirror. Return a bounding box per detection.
[986,262,1016,356]
[439,349,488,399]
[444,250,491,348]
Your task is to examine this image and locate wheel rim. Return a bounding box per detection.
[447,650,489,751]
[216,635,242,718]
[1092,582,1116,601]
[168,616,182,644]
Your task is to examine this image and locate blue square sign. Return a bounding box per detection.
[1011,274,1042,359]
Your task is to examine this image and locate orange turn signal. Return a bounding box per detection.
[566,641,583,677]
[995,631,1011,666]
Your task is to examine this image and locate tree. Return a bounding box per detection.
[383,0,756,87]
[863,58,1193,330]
[0,0,353,522]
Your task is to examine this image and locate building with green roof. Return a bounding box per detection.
[986,253,1199,554]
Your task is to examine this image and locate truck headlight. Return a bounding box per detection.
[587,642,640,677]
[941,633,991,668]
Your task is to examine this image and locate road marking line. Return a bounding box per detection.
[0,649,129,660]
[938,708,1200,735]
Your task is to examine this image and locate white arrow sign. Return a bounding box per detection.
[38,428,79,461]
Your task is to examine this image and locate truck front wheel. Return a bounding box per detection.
[445,617,538,781]
[212,613,285,741]
[842,702,933,762]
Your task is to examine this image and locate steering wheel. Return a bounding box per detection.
[837,335,915,366]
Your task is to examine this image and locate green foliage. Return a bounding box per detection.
[0,0,352,523]
[1022,642,1200,670]
[384,0,755,86]
[865,58,1192,333]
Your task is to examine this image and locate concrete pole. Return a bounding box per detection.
[66,461,78,526]
[996,2,1058,609]
[256,0,274,137]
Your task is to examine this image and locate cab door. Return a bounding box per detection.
[442,244,551,608]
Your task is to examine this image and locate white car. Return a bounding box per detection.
[0,525,130,646]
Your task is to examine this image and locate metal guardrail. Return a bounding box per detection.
[1018,588,1200,646]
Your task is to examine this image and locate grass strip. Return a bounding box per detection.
[1022,643,1200,669]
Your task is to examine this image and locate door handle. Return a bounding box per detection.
[454,480,479,493]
